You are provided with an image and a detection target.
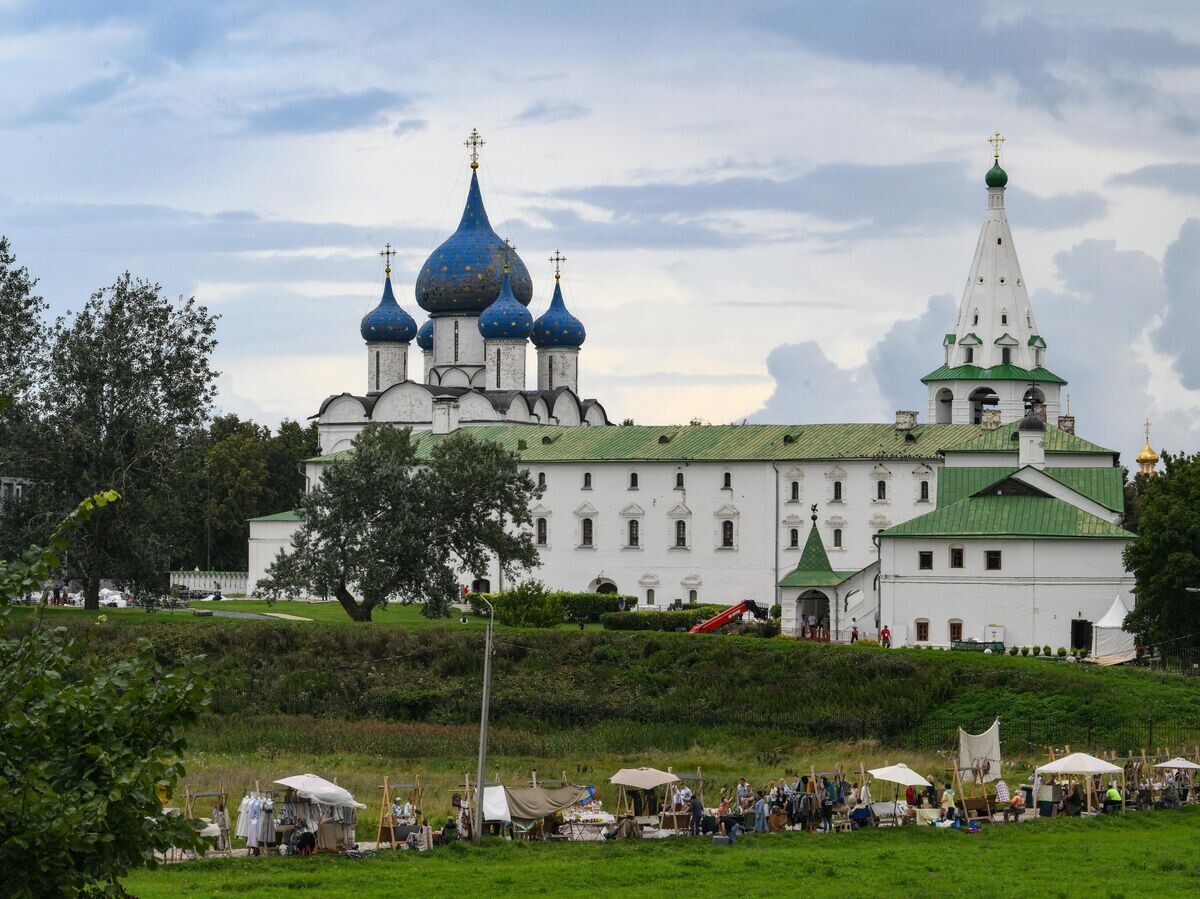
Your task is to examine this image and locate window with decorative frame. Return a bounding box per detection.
[721,520,734,548]
[536,518,547,546]
[675,519,687,548]
[789,528,799,548]
[627,519,639,547]
[581,518,594,547]
[790,480,800,502]
[949,620,963,642]
[916,620,930,642]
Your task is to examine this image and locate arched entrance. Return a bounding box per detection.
[797,589,830,641]
[935,387,954,423]
[1023,386,1045,414]
[589,577,618,594]
[471,578,491,594]
[968,386,999,424]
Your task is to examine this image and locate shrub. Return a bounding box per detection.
[465,592,497,616]
[1031,646,1040,656]
[1078,648,1090,660]
[1043,645,1052,657]
[491,581,564,628]
[601,605,728,632]
[855,638,880,648]
[769,603,782,620]
[554,592,632,623]
[1008,647,1019,656]
[1057,647,1068,658]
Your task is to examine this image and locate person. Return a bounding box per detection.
[819,777,835,832]
[880,624,892,648]
[752,792,769,833]
[1104,782,1123,814]
[994,779,1010,804]
[689,792,703,836]
[1066,783,1083,816]
[736,778,752,808]
[680,784,693,805]
[850,618,859,643]
[905,784,916,806]
[940,783,956,816]
[1163,775,1179,809]
[1002,788,1026,822]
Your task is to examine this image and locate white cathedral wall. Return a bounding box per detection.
[537,349,579,393]
[483,341,527,391]
[366,342,408,394]
[432,315,484,367]
[879,536,1134,650]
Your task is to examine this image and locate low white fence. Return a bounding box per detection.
[169,571,249,596]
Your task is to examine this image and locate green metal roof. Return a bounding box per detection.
[943,333,956,345]
[937,466,1124,512]
[920,363,1067,385]
[958,333,982,345]
[882,495,1132,540]
[1028,335,1046,348]
[778,523,857,587]
[948,420,1113,456]
[994,332,1018,346]
[308,423,992,464]
[248,509,304,522]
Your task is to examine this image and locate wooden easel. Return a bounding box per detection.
[184,784,230,856]
[376,775,425,848]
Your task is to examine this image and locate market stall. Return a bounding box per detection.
[1092,596,1137,666]
[273,774,366,852]
[1035,752,1124,814]
[609,767,679,827]
[1152,758,1200,805]
[867,763,931,826]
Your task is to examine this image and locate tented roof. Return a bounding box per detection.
[609,767,679,790]
[1097,595,1130,629]
[1154,758,1200,771]
[1035,753,1122,776]
[274,774,365,808]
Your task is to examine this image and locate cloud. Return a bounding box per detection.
[867,294,956,413]
[393,118,428,136]
[748,341,887,424]
[244,88,410,135]
[5,73,131,127]
[1153,219,1200,389]
[511,100,589,125]
[1111,163,1200,197]
[758,1,1200,126]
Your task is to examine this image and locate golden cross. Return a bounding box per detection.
[500,237,516,272]
[549,249,566,280]
[464,128,485,169]
[1145,418,1152,442]
[988,130,1006,160]
[380,242,396,275]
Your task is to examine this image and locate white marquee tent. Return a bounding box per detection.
[1092,595,1136,666]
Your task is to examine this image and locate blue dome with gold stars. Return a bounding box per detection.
[478,271,533,340]
[531,278,586,348]
[415,170,533,315]
[360,274,417,342]
[416,318,433,350]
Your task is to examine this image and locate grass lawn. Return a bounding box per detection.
[125,806,1200,898]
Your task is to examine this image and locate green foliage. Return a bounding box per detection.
[600,605,728,632]
[769,603,782,620]
[1009,647,1019,656]
[1057,646,1068,657]
[1043,645,1052,657]
[1020,646,1029,656]
[1124,451,1200,645]
[260,426,541,622]
[557,591,629,622]
[0,493,211,898]
[491,580,564,628]
[1032,645,1041,656]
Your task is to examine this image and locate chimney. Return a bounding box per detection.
[980,409,1003,431]
[1034,403,1048,422]
[895,410,917,431]
[1057,415,1075,435]
[431,397,460,435]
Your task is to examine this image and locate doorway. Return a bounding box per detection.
[1071,618,1093,651]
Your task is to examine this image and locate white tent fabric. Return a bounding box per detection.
[867,763,931,787]
[609,767,679,790]
[273,774,365,809]
[1035,753,1123,776]
[958,719,1002,783]
[1154,757,1200,771]
[481,785,511,823]
[1092,595,1136,666]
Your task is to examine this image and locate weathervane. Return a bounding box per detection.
[500,237,516,273]
[380,242,396,276]
[464,128,485,169]
[988,130,1006,160]
[810,503,818,524]
[549,249,566,280]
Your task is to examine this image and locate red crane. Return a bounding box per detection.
[689,600,765,634]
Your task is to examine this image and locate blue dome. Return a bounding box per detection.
[416,318,433,351]
[531,278,586,348]
[415,170,533,315]
[360,275,417,342]
[478,271,533,340]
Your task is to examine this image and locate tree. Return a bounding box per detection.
[0,238,47,473]
[0,492,211,898]
[28,274,218,608]
[260,424,541,622]
[1123,451,1200,646]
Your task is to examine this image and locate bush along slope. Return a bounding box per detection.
[36,618,1200,750]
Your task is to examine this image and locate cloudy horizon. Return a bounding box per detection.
[3,0,1199,463]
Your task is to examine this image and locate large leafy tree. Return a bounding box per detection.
[27,274,219,608]
[1124,451,1200,646]
[0,238,47,472]
[0,492,210,898]
[261,424,540,621]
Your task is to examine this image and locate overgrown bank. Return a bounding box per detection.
[38,618,1200,750]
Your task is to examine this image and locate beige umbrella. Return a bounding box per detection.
[868,763,932,788]
[1153,758,1200,771]
[609,767,679,790]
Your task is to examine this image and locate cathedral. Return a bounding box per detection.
[249,131,1139,654]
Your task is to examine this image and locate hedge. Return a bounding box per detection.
[467,590,634,623]
[601,605,729,632]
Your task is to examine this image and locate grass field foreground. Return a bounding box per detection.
[124,807,1200,898]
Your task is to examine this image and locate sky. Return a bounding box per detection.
[2,0,1200,464]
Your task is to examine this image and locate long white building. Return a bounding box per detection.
[248,136,1137,652]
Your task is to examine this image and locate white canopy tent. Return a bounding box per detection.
[1153,758,1200,771]
[1036,753,1124,814]
[273,774,365,809]
[1092,595,1137,666]
[867,763,931,788]
[609,767,679,819]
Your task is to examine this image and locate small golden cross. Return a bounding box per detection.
[988,130,1006,160]
[464,128,485,169]
[549,249,566,279]
[500,237,516,272]
[380,242,396,275]
[1145,418,1152,442]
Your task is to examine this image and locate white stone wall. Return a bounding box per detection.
[878,535,1134,650]
[422,349,434,383]
[248,520,303,594]
[432,316,484,367]
[537,348,580,393]
[483,340,528,391]
[366,342,408,394]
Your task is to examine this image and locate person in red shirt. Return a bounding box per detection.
[880,625,892,648]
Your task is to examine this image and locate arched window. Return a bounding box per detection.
[789,528,799,548]
[833,528,842,548]
[453,320,460,362]
[790,481,800,501]
[646,588,655,606]
[537,472,546,488]
[1001,312,1008,325]
[833,481,843,502]
[721,520,734,548]
[374,350,380,391]
[628,519,639,547]
[1001,347,1011,364]
[581,518,593,546]
[722,471,732,489]
[964,347,974,364]
[876,480,887,501]
[675,520,687,547]
[536,518,547,546]
[675,472,685,489]
[583,472,592,489]
[688,589,698,604]
[629,472,639,489]
[972,309,979,325]
[920,480,930,502]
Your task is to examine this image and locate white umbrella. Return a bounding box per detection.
[274,774,365,809]
[1153,757,1200,771]
[608,767,679,790]
[1035,753,1122,776]
[868,763,932,788]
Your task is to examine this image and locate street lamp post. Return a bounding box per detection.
[473,595,495,843]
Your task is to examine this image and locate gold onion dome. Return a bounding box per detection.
[1137,440,1159,465]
